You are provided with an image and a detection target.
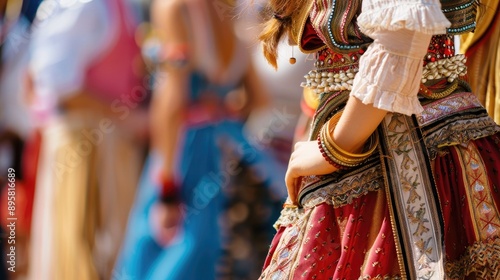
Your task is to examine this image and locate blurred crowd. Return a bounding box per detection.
[0,0,499,280]
[0,0,311,279]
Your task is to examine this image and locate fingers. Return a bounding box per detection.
[150,202,184,247]
[285,141,308,206]
[285,171,299,205]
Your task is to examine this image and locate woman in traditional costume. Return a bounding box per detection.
[258,0,500,278]
[113,0,284,279]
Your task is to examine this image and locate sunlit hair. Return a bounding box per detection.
[258,0,299,69]
[259,0,485,69]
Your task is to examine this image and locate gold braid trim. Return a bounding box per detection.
[445,237,500,279]
[361,275,403,280]
[290,0,317,53]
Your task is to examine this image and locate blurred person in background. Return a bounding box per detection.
[25,0,147,279]
[460,0,500,124]
[113,0,286,279]
[0,0,42,278]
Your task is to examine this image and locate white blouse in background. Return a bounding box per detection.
[29,0,114,116]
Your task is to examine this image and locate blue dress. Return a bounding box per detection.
[113,72,285,280]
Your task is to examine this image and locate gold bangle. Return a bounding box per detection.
[321,136,359,168]
[321,126,364,165]
[318,129,350,169]
[320,125,365,169]
[321,112,366,166]
[326,118,379,159]
[322,109,379,163]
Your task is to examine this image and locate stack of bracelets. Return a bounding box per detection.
[317,110,379,170]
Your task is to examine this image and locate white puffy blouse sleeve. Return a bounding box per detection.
[350,0,451,115]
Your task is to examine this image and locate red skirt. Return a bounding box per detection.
[260,93,500,279]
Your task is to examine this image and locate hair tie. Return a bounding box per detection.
[273,13,289,22]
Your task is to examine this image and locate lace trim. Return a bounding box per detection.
[273,206,306,229]
[358,0,451,36]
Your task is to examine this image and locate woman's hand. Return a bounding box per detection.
[149,201,184,247]
[285,140,337,205]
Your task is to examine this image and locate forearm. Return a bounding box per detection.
[150,75,187,178]
[332,96,387,153]
[331,29,432,153]
[151,109,183,178]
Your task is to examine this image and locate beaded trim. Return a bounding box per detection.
[421,54,467,83]
[302,54,466,94]
[441,0,476,13]
[441,0,478,35]
[313,48,364,70]
[424,35,455,63]
[447,23,476,34]
[326,0,362,50]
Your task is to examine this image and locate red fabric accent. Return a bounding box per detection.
[433,133,500,262]
[262,196,400,278]
[300,20,324,51]
[20,130,41,233]
[0,131,41,234]
[261,227,285,270]
[293,201,398,278]
[84,0,143,102]
[262,133,500,278]
[475,134,500,198]
[433,148,471,261]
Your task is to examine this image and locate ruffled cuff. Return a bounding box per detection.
[350,42,425,116]
[351,78,424,116]
[358,0,451,36]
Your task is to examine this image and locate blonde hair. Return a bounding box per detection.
[258,0,302,68]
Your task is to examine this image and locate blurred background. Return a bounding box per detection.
[0,0,313,279]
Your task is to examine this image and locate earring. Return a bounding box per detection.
[289,46,296,64]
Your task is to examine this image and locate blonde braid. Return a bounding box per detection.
[258,0,302,68]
